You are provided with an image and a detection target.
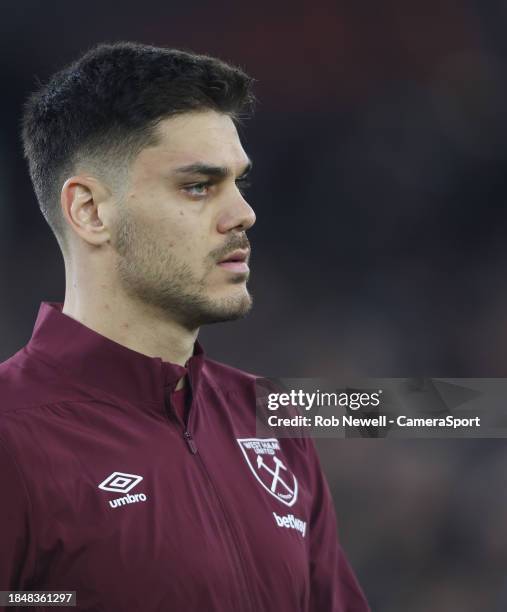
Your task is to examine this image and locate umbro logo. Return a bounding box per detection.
[98,471,143,493]
[98,471,148,509]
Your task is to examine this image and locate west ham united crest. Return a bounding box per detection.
[237,438,298,507]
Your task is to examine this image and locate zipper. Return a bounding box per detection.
[193,450,257,612]
[183,430,197,454]
[163,376,198,455]
[184,369,198,455]
[186,368,256,612]
[163,371,256,612]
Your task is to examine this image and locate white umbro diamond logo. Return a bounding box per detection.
[98,472,143,494]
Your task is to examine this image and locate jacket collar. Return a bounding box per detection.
[27,302,205,405]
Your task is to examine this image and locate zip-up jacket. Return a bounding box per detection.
[0,302,370,611]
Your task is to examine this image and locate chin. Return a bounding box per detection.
[198,291,253,326]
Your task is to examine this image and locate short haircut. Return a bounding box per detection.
[21,42,255,250]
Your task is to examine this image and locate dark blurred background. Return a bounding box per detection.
[3,1,507,609]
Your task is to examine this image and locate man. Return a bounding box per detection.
[0,42,369,611]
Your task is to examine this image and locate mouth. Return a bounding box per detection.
[217,249,250,274]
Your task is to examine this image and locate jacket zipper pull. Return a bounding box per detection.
[183,431,198,454]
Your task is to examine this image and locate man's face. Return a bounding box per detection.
[111,111,256,329]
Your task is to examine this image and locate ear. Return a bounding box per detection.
[61,175,113,246]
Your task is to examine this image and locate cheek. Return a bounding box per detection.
[149,217,208,261]
[127,196,212,260]
[171,212,211,252]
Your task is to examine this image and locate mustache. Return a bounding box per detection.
[210,235,251,262]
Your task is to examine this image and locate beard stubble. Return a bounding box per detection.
[112,209,252,330]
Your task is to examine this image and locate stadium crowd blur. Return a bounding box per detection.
[3,1,507,610]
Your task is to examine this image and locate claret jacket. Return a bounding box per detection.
[0,302,370,611]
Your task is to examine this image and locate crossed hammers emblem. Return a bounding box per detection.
[256,455,295,497]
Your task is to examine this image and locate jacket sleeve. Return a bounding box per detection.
[305,438,370,612]
[0,436,35,600]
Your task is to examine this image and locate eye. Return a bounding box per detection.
[236,177,251,195]
[182,182,212,198]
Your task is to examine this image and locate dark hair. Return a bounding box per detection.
[21,42,255,249]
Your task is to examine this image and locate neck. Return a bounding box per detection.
[62,286,198,368]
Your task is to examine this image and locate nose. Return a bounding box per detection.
[217,191,256,234]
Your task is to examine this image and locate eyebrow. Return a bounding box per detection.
[172,159,253,180]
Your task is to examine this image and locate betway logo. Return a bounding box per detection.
[273,512,307,538]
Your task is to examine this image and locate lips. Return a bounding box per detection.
[217,249,250,274]
[218,249,249,264]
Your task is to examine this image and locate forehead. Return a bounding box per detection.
[139,110,249,171]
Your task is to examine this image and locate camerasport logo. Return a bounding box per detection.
[98,472,148,508]
[237,438,298,507]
